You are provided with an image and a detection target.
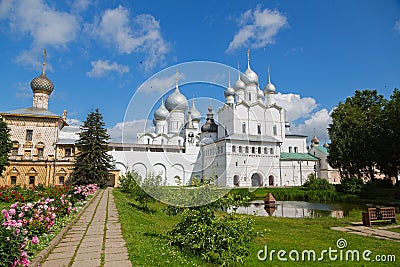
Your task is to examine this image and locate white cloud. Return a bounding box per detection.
[66,118,82,126]
[2,0,78,48]
[227,6,288,52]
[88,5,170,71]
[275,93,318,123]
[72,0,91,12]
[140,72,184,94]
[395,19,400,34]
[291,109,332,143]
[87,60,129,78]
[107,119,153,143]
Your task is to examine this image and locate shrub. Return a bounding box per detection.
[167,186,254,265]
[337,177,365,195]
[303,174,335,191]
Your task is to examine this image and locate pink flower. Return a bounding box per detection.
[31,236,39,244]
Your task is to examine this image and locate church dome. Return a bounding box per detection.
[263,66,276,94]
[224,85,235,98]
[241,49,258,86]
[233,77,245,92]
[189,99,201,122]
[165,84,188,112]
[154,98,169,121]
[257,87,264,100]
[264,83,276,94]
[241,67,259,86]
[30,73,54,94]
[201,105,218,133]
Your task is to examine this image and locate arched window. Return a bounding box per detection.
[232,145,236,153]
[264,147,268,154]
[270,148,274,154]
[257,124,261,135]
[258,147,261,154]
[294,147,298,153]
[289,146,292,153]
[251,147,255,153]
[273,126,277,135]
[242,123,246,134]
[245,146,249,153]
[239,146,243,153]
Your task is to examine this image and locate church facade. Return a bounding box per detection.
[110,51,325,187]
[0,52,78,187]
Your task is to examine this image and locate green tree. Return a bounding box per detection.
[328,90,384,180]
[0,116,12,176]
[377,89,400,184]
[69,109,113,187]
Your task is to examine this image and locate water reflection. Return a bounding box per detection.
[228,201,368,218]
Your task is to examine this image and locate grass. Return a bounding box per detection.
[114,189,400,266]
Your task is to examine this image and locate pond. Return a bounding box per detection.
[227,200,371,218]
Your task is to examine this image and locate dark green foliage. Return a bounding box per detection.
[376,89,400,184]
[328,90,384,180]
[0,117,12,176]
[303,173,336,191]
[166,183,254,265]
[69,109,113,188]
[337,177,365,195]
[119,171,159,211]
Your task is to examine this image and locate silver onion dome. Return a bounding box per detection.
[154,98,169,120]
[241,49,259,86]
[31,49,54,94]
[165,83,188,112]
[189,99,201,122]
[241,67,259,86]
[224,86,235,98]
[263,65,276,94]
[257,87,264,100]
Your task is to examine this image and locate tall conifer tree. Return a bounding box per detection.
[70,109,113,187]
[0,116,12,176]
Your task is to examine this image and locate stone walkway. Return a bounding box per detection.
[40,188,131,267]
[332,223,400,242]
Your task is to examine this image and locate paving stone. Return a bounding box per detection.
[71,258,100,267]
[74,251,101,261]
[45,252,72,261]
[105,252,130,262]
[331,226,350,232]
[42,258,70,267]
[104,260,132,267]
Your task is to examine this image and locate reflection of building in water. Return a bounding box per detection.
[229,201,347,219]
[110,51,331,187]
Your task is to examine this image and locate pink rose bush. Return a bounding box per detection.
[0,184,98,267]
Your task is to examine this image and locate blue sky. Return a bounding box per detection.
[0,0,399,143]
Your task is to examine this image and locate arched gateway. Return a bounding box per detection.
[251,173,262,187]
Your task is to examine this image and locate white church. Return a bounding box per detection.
[110,51,332,187]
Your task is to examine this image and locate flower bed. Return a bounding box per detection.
[0,184,98,267]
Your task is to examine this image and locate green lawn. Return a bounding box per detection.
[114,189,400,266]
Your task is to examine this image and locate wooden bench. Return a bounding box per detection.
[362,207,397,226]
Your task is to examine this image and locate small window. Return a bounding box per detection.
[258,147,261,154]
[12,148,18,156]
[251,147,255,154]
[245,146,249,153]
[264,147,268,154]
[273,126,277,136]
[289,147,292,153]
[242,123,246,134]
[294,147,298,153]
[232,145,236,153]
[26,130,33,141]
[257,124,261,135]
[11,176,17,185]
[37,148,44,157]
[239,146,243,153]
[248,93,251,101]
[270,148,274,154]
[59,176,65,185]
[65,148,72,157]
[29,176,35,186]
[235,162,238,166]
